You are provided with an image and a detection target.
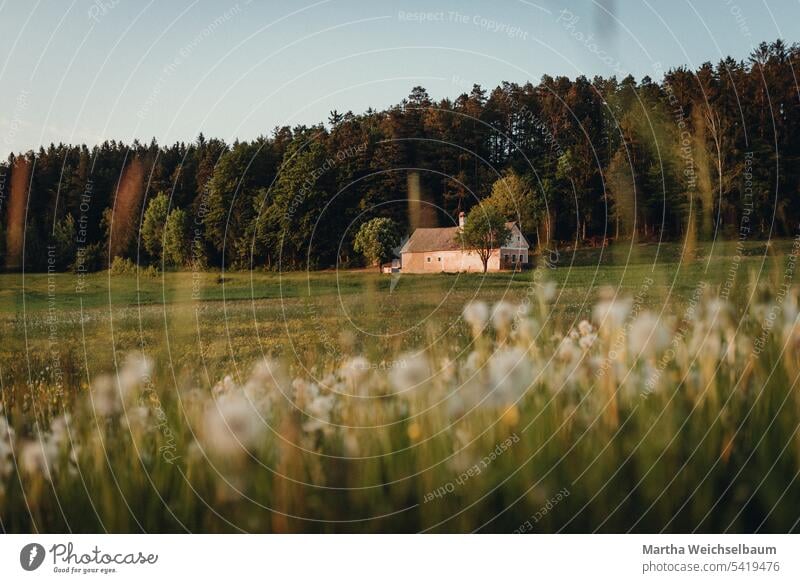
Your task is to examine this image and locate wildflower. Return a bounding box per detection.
[0,429,15,492]
[465,351,482,373]
[488,347,532,405]
[629,312,671,358]
[303,394,335,432]
[91,374,121,417]
[438,358,457,383]
[556,337,581,363]
[539,281,557,303]
[117,353,153,402]
[703,298,732,331]
[463,301,489,337]
[388,352,430,395]
[341,357,371,394]
[201,394,264,459]
[578,320,593,336]
[67,445,81,475]
[19,440,54,482]
[212,375,237,397]
[491,301,516,335]
[49,414,73,452]
[578,333,597,351]
[593,294,632,330]
[243,362,282,410]
[249,358,286,393]
[0,437,13,481]
[407,422,422,442]
[514,316,540,344]
[0,416,15,446]
[292,377,318,409]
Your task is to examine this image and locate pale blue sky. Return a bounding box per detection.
[0,0,797,154]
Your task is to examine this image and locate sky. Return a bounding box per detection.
[0,0,798,154]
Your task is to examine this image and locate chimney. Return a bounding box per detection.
[458,211,466,228]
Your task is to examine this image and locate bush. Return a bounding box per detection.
[109,256,158,277]
[69,242,105,273]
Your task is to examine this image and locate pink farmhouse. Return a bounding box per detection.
[400,212,530,273]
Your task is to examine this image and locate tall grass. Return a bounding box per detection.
[1,268,799,533]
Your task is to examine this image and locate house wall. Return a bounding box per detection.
[500,224,529,265]
[402,249,502,273]
[400,223,530,274]
[499,246,528,264]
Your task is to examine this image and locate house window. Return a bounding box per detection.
[512,254,517,262]
[426,257,431,263]
[504,254,509,261]
[437,257,441,262]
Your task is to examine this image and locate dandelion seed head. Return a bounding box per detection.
[303,394,335,432]
[213,375,236,397]
[438,357,457,383]
[629,312,671,357]
[249,358,286,393]
[201,394,264,459]
[292,377,318,409]
[91,374,121,417]
[578,333,597,351]
[488,347,531,404]
[117,354,153,401]
[19,440,53,482]
[593,296,632,330]
[388,352,430,395]
[556,337,581,363]
[465,350,481,373]
[491,301,516,334]
[463,301,489,337]
[341,356,370,393]
[49,415,71,449]
[540,281,557,302]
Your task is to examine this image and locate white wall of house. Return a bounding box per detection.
[499,246,528,264]
[400,223,530,273]
[500,224,529,265]
[402,249,505,273]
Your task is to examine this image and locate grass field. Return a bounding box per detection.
[2,239,800,532]
[0,239,794,387]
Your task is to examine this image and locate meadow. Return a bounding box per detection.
[1,239,800,532]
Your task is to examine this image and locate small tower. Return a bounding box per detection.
[458,211,466,228]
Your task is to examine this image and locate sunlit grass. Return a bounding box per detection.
[1,240,799,532]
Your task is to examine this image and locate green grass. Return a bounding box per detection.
[1,238,795,395]
[0,239,793,344]
[2,239,800,533]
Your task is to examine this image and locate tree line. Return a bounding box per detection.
[1,39,798,273]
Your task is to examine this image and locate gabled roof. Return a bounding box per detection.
[401,222,525,253]
[400,226,462,253]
